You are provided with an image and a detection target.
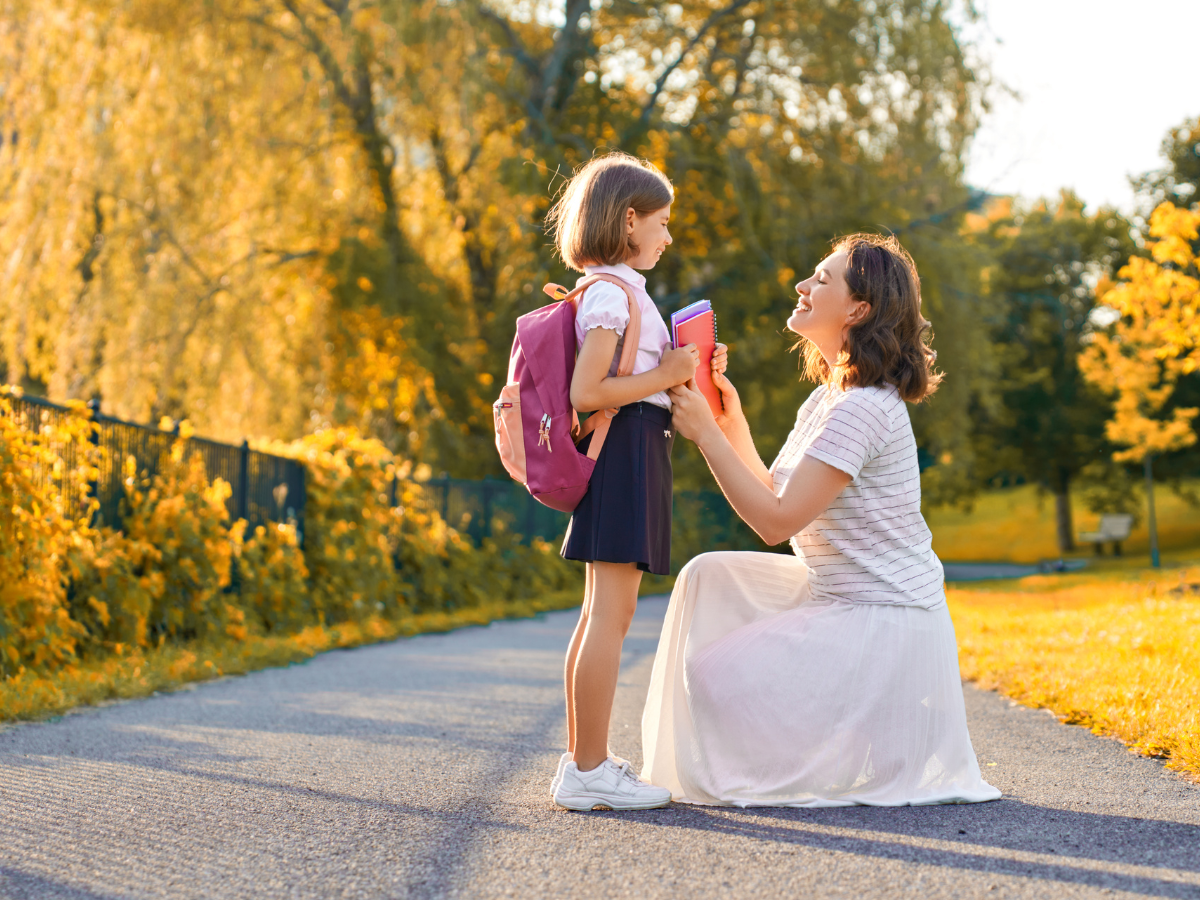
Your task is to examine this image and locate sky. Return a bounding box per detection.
[963,0,1199,214]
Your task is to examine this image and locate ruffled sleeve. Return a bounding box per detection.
[576,281,631,337]
[804,389,893,480]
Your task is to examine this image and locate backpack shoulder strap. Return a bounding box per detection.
[543,274,642,376]
[543,274,645,461]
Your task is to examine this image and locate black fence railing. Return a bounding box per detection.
[419,476,767,566]
[3,392,305,535]
[5,390,760,568]
[421,477,570,545]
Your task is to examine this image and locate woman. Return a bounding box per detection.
[641,233,1000,807]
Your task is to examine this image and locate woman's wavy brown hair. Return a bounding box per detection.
[800,233,942,403]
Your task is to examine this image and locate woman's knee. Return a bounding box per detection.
[678,550,748,585]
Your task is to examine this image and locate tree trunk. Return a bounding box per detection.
[1054,472,1075,555]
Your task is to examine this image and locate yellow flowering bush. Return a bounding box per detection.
[278,429,403,623]
[121,441,247,642]
[3,399,581,722]
[65,528,160,655]
[0,394,92,676]
[237,523,310,633]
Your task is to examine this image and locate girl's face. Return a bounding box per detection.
[625,204,673,269]
[787,251,869,359]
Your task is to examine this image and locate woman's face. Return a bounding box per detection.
[787,251,867,356]
[625,204,673,269]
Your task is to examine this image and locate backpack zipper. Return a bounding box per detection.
[538,414,553,452]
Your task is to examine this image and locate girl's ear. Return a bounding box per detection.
[626,207,636,234]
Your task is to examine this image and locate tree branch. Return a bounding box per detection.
[624,0,753,141]
[539,0,590,113]
[471,1,543,83]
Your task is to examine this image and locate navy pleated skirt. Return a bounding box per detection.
[561,401,674,576]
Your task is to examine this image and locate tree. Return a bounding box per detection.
[965,192,1134,554]
[1080,202,1200,461]
[1079,201,1200,566]
[0,0,998,489]
[449,0,994,485]
[1131,116,1200,212]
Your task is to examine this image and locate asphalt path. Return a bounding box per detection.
[1,597,1198,900]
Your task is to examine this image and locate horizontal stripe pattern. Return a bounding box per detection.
[769,384,944,609]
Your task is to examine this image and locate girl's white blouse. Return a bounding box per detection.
[574,263,672,409]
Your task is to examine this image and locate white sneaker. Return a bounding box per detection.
[549,751,571,797]
[553,758,672,811]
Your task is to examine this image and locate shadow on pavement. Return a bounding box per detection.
[607,800,1200,898]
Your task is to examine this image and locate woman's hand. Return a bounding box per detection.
[712,370,745,431]
[660,343,699,386]
[712,343,728,376]
[669,380,721,445]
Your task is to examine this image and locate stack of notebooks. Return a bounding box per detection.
[670,300,722,416]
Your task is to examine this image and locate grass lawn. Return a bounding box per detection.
[948,555,1200,781]
[927,482,1200,564]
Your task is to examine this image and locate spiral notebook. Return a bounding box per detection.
[670,300,722,416]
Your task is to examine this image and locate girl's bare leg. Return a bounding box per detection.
[570,560,642,772]
[563,564,595,754]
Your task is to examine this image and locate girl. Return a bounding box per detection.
[645,234,1001,807]
[544,152,702,811]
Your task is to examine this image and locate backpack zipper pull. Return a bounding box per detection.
[538,414,553,452]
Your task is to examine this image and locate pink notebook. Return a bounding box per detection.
[671,301,721,416]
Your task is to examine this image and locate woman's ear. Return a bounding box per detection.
[846,300,871,325]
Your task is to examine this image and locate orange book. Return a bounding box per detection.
[671,304,722,417]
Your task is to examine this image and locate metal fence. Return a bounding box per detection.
[421,477,570,545]
[3,392,305,534]
[4,390,760,566]
[420,476,769,565]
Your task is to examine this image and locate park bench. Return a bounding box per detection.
[1078,513,1134,556]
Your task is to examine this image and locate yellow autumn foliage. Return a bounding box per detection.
[1080,202,1200,462]
[1,394,582,722]
[0,393,95,676]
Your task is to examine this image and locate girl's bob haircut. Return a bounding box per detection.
[802,233,943,403]
[545,151,673,272]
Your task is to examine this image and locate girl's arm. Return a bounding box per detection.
[669,380,850,545]
[571,327,698,412]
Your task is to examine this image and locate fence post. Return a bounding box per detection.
[86,398,101,526]
[237,439,250,522]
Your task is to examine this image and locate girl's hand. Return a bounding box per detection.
[712,369,744,431]
[669,380,720,444]
[660,343,699,386]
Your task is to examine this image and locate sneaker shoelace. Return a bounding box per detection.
[612,759,643,786]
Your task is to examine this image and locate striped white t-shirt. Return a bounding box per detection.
[769,383,945,608]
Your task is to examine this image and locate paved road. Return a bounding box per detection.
[1,597,1197,900]
[942,561,1089,582]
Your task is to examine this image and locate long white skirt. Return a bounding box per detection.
[641,551,1001,807]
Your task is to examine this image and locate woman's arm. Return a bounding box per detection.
[571,327,698,412]
[707,365,773,490]
[669,381,850,545]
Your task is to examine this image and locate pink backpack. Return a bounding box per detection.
[493,274,642,512]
